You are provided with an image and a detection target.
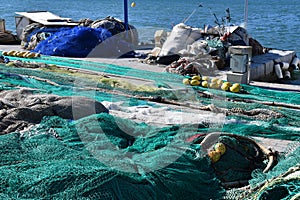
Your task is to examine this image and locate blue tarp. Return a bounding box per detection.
[33,26,113,57]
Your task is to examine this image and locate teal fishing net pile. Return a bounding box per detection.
[0,52,299,199]
[0,114,225,199]
[226,141,300,200]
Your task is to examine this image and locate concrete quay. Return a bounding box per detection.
[227,49,298,84]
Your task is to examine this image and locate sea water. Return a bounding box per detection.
[1,0,300,55]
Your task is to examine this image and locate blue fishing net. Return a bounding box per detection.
[33,26,112,57]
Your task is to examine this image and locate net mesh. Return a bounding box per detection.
[225,143,300,200]
[0,52,299,199]
[0,115,225,199]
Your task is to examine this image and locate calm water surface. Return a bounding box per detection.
[1,0,300,55]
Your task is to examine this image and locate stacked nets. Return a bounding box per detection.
[32,26,112,57]
[0,56,299,141]
[0,114,225,199]
[0,55,299,199]
[226,140,300,200]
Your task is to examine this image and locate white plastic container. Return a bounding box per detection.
[284,70,291,79]
[274,64,283,79]
[280,62,290,71]
[291,57,299,70]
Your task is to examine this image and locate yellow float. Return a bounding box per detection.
[6,61,15,67]
[217,79,223,86]
[7,50,16,56]
[208,151,221,163]
[230,83,241,93]
[202,76,209,81]
[182,78,190,85]
[12,51,19,57]
[192,75,201,81]
[201,80,208,88]
[209,82,219,89]
[26,52,35,58]
[211,78,219,83]
[190,79,200,86]
[221,82,231,91]
[214,142,226,155]
[34,53,41,58]
[131,1,136,7]
[22,52,30,58]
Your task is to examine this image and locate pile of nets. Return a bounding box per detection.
[226,141,300,200]
[32,26,112,57]
[0,55,299,140]
[0,54,299,199]
[189,133,270,188]
[21,16,139,58]
[0,114,225,199]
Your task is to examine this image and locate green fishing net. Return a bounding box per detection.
[226,143,300,200]
[0,53,299,199]
[0,114,225,199]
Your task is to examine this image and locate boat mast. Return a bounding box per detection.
[124,0,129,31]
[244,0,248,29]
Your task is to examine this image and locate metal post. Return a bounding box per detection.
[124,0,129,31]
[244,0,248,29]
[247,56,251,84]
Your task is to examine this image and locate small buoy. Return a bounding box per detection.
[182,78,190,85]
[232,83,240,87]
[7,50,16,56]
[12,51,19,57]
[26,52,35,58]
[221,82,231,91]
[190,79,200,86]
[23,52,30,58]
[131,1,136,7]
[17,51,26,57]
[34,53,41,58]
[202,76,209,81]
[211,77,219,83]
[208,151,221,163]
[229,83,241,93]
[20,52,27,58]
[214,142,226,155]
[202,80,208,88]
[192,75,201,81]
[217,79,223,85]
[216,79,223,88]
[209,82,218,89]
[6,61,15,67]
